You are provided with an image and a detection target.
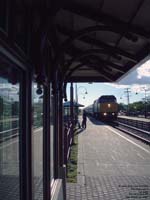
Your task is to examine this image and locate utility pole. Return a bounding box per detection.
[124,88,131,115]
[135,87,150,118]
[75,83,78,104]
[144,89,147,118]
[142,87,148,118]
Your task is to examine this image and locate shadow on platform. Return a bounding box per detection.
[74,127,86,135]
[88,116,104,125]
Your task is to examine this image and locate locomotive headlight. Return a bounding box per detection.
[112,113,115,115]
[104,112,107,116]
[108,104,111,108]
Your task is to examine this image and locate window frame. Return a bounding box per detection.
[0,49,33,200]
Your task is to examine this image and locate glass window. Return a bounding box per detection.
[32,83,43,200]
[0,65,20,200]
[50,83,54,183]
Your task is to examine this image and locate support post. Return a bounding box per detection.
[43,84,50,200]
[58,78,64,167]
[70,82,74,143]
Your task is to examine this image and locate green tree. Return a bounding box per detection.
[118,103,127,112]
[129,101,144,112]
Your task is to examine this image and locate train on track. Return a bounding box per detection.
[84,95,118,121]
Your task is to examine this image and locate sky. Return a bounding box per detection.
[67,57,150,107]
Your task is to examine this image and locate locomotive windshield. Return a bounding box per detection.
[98,95,117,103]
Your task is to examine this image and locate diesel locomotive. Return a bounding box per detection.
[85,95,118,121]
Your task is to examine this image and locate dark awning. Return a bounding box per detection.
[16,1,150,84]
[63,101,84,107]
[55,0,150,83]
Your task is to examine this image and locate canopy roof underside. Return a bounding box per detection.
[55,0,150,82]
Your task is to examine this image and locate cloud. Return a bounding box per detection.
[137,60,150,79]
[105,83,150,94]
[118,59,150,85]
[105,83,129,89]
[130,84,150,94]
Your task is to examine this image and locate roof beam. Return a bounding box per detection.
[55,24,148,68]
[83,62,115,82]
[65,61,115,82]
[82,56,125,74]
[81,36,138,62]
[57,25,138,62]
[63,2,150,39]
[84,54,128,73]
[65,46,127,73]
[67,76,113,82]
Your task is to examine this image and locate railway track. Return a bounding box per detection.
[0,126,42,143]
[109,121,150,145]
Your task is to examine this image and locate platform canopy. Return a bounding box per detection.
[12,0,150,84]
[63,101,84,107]
[55,0,150,82]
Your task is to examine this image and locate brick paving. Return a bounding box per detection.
[0,176,19,200]
[67,117,150,200]
[0,176,43,200]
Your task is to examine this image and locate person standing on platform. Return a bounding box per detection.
[82,111,87,129]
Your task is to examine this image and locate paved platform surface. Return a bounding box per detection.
[67,117,150,200]
[0,128,43,200]
[0,176,43,200]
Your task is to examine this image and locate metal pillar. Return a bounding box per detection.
[75,83,78,124]
[20,71,32,200]
[58,80,64,166]
[54,72,59,179]
[43,85,50,200]
[70,82,74,143]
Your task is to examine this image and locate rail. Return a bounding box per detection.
[0,126,42,143]
[117,116,150,131]
[111,120,150,145]
[0,116,43,143]
[0,128,19,142]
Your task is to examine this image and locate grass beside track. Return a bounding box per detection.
[67,133,78,183]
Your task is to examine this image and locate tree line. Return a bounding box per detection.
[118,101,150,116]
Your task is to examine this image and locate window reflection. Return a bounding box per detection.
[0,69,20,200]
[32,83,43,200]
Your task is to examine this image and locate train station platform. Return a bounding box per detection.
[67,117,150,200]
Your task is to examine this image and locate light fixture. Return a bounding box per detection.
[36,85,43,95]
